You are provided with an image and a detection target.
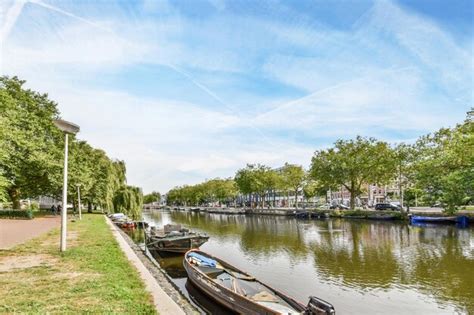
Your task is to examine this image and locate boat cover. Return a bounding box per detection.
[188,252,217,267]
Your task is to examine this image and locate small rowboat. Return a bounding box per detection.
[184,250,335,315]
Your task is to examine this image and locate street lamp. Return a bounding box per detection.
[54,119,80,252]
[76,184,82,221]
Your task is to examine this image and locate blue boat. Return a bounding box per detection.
[410,215,469,227]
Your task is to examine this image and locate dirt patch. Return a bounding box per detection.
[67,231,80,247]
[0,254,56,272]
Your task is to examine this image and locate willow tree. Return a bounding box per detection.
[113,185,143,219]
[310,136,396,210]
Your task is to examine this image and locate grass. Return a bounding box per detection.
[0,214,156,314]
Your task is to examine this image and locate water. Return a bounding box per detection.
[130,210,474,314]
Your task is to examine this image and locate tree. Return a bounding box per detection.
[393,143,417,211]
[413,111,473,213]
[0,76,63,208]
[235,164,279,208]
[0,76,141,217]
[281,163,305,208]
[144,191,161,204]
[303,176,329,204]
[310,136,396,210]
[113,185,143,219]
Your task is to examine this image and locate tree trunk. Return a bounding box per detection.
[350,181,355,210]
[8,187,21,210]
[294,189,298,209]
[88,201,92,213]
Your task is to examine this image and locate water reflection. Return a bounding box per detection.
[140,210,473,314]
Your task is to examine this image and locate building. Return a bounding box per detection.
[329,182,401,207]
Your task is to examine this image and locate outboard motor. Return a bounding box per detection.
[305,296,335,315]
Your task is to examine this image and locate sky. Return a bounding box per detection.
[0,0,473,193]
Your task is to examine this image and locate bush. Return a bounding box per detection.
[0,209,34,219]
[29,201,39,211]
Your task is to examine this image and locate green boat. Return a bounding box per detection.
[145,224,209,254]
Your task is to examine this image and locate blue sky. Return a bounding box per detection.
[1,0,472,193]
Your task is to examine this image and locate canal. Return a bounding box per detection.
[131,210,473,314]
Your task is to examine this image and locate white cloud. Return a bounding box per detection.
[1,0,471,193]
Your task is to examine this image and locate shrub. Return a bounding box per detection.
[0,209,34,219]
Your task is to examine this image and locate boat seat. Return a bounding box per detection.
[251,291,279,302]
[198,266,225,278]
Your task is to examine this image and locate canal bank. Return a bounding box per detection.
[157,206,474,222]
[106,217,197,314]
[134,209,474,314]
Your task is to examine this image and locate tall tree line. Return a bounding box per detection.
[166,110,473,213]
[0,76,143,218]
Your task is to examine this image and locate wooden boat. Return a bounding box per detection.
[145,225,209,254]
[184,249,335,315]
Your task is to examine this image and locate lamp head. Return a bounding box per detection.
[54,119,80,134]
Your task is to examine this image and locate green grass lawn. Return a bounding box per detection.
[0,214,156,314]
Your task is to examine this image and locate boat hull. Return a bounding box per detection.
[147,235,209,254]
[410,216,456,223]
[184,250,307,315]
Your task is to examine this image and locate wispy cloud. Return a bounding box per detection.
[1,0,471,192]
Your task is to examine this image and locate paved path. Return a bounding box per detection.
[0,216,61,250]
[105,217,186,315]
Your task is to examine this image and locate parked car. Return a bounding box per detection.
[329,204,349,210]
[375,203,400,211]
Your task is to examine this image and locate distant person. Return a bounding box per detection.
[50,205,56,215]
[57,205,62,215]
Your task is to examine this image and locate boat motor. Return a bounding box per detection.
[305,296,335,315]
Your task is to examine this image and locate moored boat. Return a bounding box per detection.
[184,249,335,315]
[145,224,209,254]
[410,215,469,225]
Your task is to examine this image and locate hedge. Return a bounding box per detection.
[0,209,34,219]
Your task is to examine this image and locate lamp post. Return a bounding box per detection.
[76,184,82,221]
[54,119,80,252]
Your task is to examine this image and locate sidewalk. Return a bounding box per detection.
[105,217,186,315]
[0,216,61,250]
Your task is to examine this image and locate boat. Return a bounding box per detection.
[145,224,209,254]
[184,249,335,315]
[410,215,469,225]
[117,221,136,229]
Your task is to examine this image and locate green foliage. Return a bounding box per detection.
[310,136,396,209]
[0,209,34,219]
[280,163,305,208]
[413,113,474,213]
[0,76,141,216]
[167,178,237,206]
[0,76,63,208]
[143,191,161,204]
[302,177,327,200]
[234,164,281,207]
[113,186,143,219]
